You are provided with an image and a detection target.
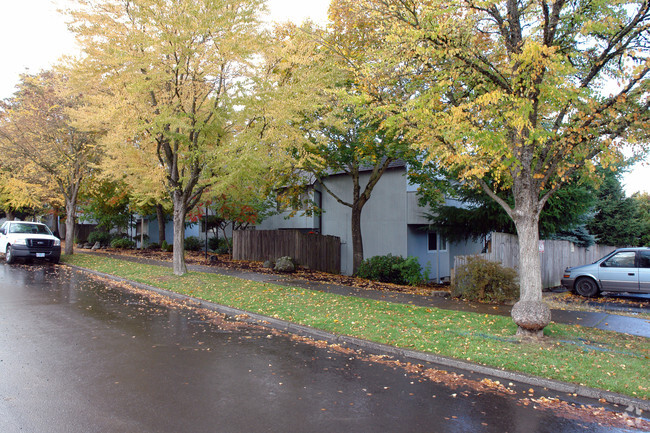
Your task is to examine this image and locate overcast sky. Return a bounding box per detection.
[1,0,646,195]
[0,0,330,99]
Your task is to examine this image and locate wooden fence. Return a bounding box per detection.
[454,232,616,289]
[233,230,341,274]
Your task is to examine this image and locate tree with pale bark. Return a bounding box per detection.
[0,71,97,255]
[68,0,266,275]
[348,0,650,336]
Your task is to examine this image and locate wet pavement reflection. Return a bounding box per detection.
[0,264,644,433]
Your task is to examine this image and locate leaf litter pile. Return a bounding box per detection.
[92,248,447,297]
[68,263,649,431]
[90,248,650,316]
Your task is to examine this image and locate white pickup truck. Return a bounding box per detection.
[0,221,61,264]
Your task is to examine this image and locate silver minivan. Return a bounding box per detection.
[561,248,650,297]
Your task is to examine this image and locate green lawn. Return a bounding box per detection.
[63,253,649,400]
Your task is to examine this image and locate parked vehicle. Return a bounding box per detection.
[561,247,650,297]
[0,221,61,264]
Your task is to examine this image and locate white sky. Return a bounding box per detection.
[1,0,647,195]
[0,0,330,99]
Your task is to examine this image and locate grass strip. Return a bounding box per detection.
[63,253,649,400]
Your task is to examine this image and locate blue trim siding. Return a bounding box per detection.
[407,225,450,282]
[146,218,199,245]
[407,225,485,282]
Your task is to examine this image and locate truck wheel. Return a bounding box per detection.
[6,245,15,264]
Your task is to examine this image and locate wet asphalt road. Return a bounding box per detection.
[0,264,643,432]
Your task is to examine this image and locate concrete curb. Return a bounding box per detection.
[67,264,650,414]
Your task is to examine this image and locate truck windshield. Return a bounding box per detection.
[9,224,52,235]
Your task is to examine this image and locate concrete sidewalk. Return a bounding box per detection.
[82,251,650,338]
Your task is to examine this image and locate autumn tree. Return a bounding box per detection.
[80,178,132,234]
[94,111,172,246]
[262,14,415,274]
[189,191,273,255]
[68,0,265,275]
[0,71,97,255]
[0,165,55,220]
[351,0,650,335]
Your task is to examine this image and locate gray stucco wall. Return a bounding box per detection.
[255,209,318,231]
[320,167,408,275]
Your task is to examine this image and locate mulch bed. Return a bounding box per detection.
[82,247,650,311]
[90,247,450,297]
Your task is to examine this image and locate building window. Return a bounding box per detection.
[428,232,447,252]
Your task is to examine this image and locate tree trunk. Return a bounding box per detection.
[223,223,234,256]
[172,193,187,276]
[510,193,550,337]
[6,210,15,221]
[156,204,166,244]
[65,198,75,255]
[52,207,60,238]
[351,204,363,274]
[514,212,542,301]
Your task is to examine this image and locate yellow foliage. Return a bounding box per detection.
[0,70,97,214]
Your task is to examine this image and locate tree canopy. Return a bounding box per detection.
[68,0,267,274]
[259,10,417,273]
[0,70,98,254]
[347,0,650,335]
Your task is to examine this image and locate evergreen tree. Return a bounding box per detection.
[632,192,650,247]
[587,172,642,247]
[412,164,598,246]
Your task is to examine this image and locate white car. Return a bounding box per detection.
[0,221,61,264]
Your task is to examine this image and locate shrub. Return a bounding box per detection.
[161,240,172,252]
[146,243,160,250]
[88,230,113,246]
[394,256,426,286]
[110,237,135,249]
[356,254,425,286]
[184,236,205,251]
[208,237,230,254]
[451,256,519,303]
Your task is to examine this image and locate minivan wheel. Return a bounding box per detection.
[575,277,599,297]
